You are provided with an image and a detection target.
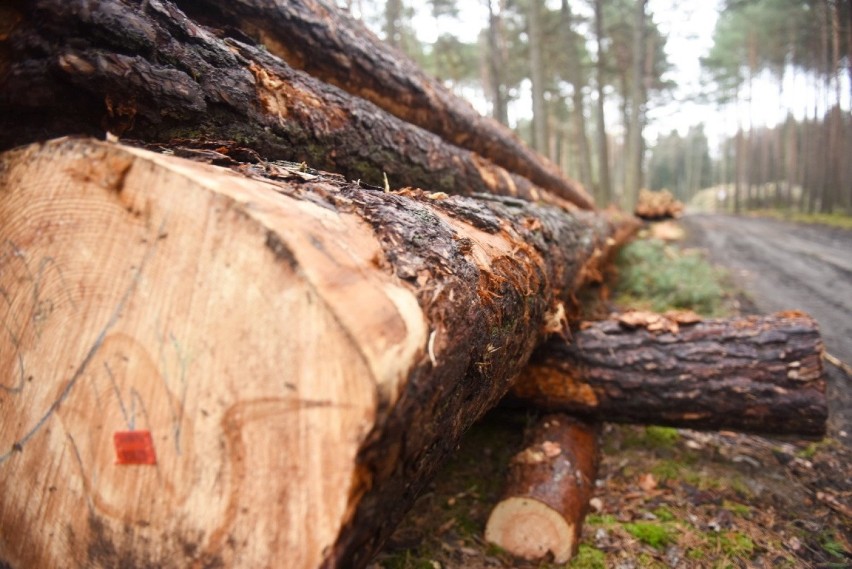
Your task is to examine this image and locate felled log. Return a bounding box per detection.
[634,188,684,220]
[174,0,595,210]
[0,0,566,208]
[511,311,828,436]
[485,415,598,563]
[0,138,626,569]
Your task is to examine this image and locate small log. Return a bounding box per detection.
[0,138,625,569]
[0,0,566,208]
[177,0,595,210]
[511,311,828,436]
[485,415,599,563]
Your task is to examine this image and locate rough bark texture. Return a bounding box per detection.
[0,0,567,208]
[485,415,599,563]
[0,138,624,569]
[512,312,828,436]
[175,0,595,209]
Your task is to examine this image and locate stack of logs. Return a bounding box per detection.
[0,1,826,568]
[634,188,685,220]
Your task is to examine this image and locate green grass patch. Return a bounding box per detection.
[727,475,753,499]
[751,209,852,230]
[614,239,730,316]
[585,513,618,527]
[652,506,676,522]
[722,500,751,517]
[650,459,681,481]
[623,426,681,452]
[645,426,680,448]
[623,521,677,550]
[716,531,755,557]
[637,553,668,568]
[569,544,606,569]
[797,442,820,459]
[819,530,847,559]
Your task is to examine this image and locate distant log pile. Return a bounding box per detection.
[0,1,827,568]
[634,188,685,219]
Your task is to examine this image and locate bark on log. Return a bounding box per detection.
[511,312,828,436]
[0,0,567,208]
[176,0,595,210]
[0,138,623,569]
[485,415,598,563]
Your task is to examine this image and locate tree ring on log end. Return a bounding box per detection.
[484,496,574,563]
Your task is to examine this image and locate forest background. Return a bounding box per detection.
[337,0,851,216]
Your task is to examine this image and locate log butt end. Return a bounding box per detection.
[484,496,575,563]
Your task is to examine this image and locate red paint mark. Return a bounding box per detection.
[114,431,157,465]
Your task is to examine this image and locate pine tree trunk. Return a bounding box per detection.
[487,0,509,126]
[560,0,594,193]
[593,0,612,206]
[624,0,647,212]
[528,0,548,155]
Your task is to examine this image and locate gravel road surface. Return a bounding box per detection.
[682,213,852,444]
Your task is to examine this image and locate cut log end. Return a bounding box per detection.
[485,497,575,563]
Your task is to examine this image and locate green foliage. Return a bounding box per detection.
[569,545,606,569]
[753,210,852,231]
[636,553,668,569]
[585,514,618,527]
[623,521,676,550]
[650,459,682,481]
[716,531,755,557]
[614,239,729,316]
[797,442,820,459]
[722,500,751,517]
[705,0,826,88]
[644,426,680,448]
[818,530,847,559]
[421,34,480,88]
[652,506,675,522]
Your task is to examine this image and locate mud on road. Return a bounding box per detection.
[682,213,852,447]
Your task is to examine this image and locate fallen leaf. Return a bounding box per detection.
[589,497,604,512]
[638,472,658,492]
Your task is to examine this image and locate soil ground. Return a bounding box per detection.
[372,215,852,568]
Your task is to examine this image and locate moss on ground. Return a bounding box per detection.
[613,238,731,316]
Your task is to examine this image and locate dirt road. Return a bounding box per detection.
[683,213,852,444]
